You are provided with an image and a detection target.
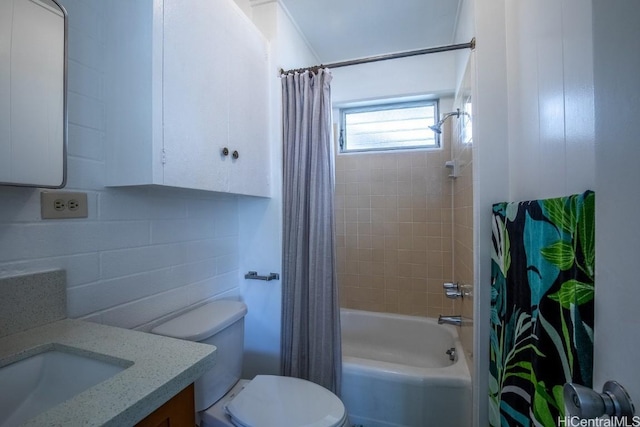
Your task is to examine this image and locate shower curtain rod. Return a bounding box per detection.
[279,38,475,76]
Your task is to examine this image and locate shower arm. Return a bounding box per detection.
[439,110,461,124]
[438,108,470,126]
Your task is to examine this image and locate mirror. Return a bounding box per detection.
[0,0,67,188]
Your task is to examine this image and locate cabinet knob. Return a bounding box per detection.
[222,147,229,156]
[232,150,239,159]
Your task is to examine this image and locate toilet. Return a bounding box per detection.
[151,300,349,427]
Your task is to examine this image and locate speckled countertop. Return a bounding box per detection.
[0,318,216,426]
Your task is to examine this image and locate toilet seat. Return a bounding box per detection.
[224,375,347,427]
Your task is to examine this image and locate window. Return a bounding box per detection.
[339,100,439,153]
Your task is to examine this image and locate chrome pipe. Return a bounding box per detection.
[438,315,462,326]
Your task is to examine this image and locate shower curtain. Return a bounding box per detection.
[280,69,341,394]
[489,191,595,427]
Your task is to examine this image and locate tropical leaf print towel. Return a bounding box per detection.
[489,191,595,427]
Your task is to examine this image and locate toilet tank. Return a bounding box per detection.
[151,300,247,412]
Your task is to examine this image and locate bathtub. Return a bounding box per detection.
[340,309,471,427]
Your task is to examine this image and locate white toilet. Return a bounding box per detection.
[151,300,349,427]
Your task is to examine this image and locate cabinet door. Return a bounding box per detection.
[162,0,231,192]
[135,384,195,427]
[227,7,270,197]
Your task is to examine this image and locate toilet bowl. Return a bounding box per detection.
[151,300,348,427]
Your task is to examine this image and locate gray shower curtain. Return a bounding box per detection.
[280,68,341,395]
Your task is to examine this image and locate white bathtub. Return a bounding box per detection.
[341,309,471,427]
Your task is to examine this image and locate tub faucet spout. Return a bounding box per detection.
[438,315,462,326]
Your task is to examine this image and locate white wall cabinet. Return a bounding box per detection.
[105,0,270,197]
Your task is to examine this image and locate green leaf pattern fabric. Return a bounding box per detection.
[489,191,595,427]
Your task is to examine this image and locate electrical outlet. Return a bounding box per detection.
[41,191,88,219]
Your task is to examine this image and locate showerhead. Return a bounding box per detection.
[429,108,464,135]
[429,124,443,134]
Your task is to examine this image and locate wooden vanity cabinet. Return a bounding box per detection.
[135,383,195,427]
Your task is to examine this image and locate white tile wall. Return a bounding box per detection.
[0,0,241,330]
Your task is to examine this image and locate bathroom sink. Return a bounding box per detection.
[0,348,131,427]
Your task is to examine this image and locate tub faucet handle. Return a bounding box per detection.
[443,282,462,298]
[446,289,463,299]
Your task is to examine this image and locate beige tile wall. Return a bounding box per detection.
[335,134,456,318]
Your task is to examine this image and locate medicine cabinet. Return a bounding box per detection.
[0,0,67,188]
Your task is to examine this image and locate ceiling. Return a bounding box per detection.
[278,0,463,64]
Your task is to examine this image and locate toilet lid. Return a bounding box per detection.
[225,375,346,427]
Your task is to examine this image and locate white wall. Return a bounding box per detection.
[592,0,640,404]
[474,1,640,421]
[232,0,252,18]
[238,0,319,378]
[453,0,474,94]
[330,52,457,105]
[472,0,596,425]
[0,0,241,330]
[471,0,510,424]
[505,0,595,201]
